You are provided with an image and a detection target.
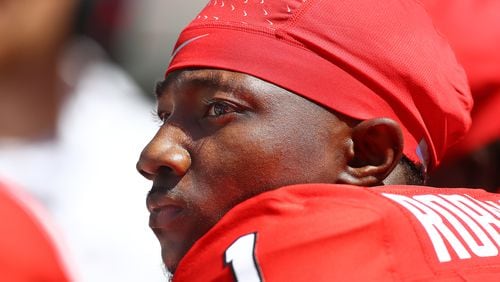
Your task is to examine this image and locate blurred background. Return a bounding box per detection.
[0,0,498,281]
[421,0,500,191]
[0,0,206,281]
[114,0,207,93]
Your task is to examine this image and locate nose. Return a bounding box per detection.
[136,126,192,180]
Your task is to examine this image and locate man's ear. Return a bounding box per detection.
[337,118,403,186]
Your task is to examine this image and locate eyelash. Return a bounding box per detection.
[152,99,238,126]
[151,109,170,125]
[203,99,238,118]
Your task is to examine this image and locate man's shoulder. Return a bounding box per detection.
[240,183,499,206]
[174,184,500,281]
[225,184,498,225]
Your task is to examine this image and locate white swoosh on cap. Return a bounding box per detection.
[170,34,210,60]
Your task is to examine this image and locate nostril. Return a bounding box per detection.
[157,166,174,175]
[139,169,155,180]
[136,160,156,180]
[166,150,192,176]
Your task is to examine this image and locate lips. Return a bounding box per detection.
[147,191,184,229]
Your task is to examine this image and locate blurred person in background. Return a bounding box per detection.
[0,1,76,280]
[0,0,163,281]
[422,0,500,192]
[0,180,74,281]
[111,0,208,94]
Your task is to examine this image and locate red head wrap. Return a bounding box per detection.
[166,0,472,171]
[422,0,500,160]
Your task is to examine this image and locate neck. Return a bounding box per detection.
[384,163,409,185]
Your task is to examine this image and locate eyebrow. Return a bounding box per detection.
[154,71,249,100]
[155,80,168,99]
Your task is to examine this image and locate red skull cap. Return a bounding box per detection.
[166,0,473,171]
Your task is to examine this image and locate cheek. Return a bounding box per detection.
[185,124,288,222]
[182,120,349,244]
[204,123,292,183]
[193,119,345,208]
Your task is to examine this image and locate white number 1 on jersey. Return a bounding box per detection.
[224,233,263,282]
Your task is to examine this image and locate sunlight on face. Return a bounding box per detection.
[138,69,352,272]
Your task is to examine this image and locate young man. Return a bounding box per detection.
[137,0,500,280]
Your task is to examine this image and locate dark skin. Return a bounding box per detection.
[136,69,404,272]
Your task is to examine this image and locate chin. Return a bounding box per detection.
[162,248,180,274]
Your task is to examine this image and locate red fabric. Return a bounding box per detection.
[421,0,500,92]
[166,0,473,170]
[422,0,500,159]
[173,184,500,281]
[448,90,500,158]
[0,181,72,281]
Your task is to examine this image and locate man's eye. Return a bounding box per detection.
[160,112,171,122]
[206,101,235,117]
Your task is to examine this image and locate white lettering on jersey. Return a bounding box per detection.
[382,193,500,263]
[382,193,470,262]
[443,195,500,248]
[225,233,262,282]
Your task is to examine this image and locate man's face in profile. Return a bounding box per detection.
[137,69,352,272]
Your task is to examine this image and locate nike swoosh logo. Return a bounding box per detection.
[171,34,210,59]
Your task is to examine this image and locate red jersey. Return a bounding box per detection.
[0,181,73,281]
[173,184,500,281]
